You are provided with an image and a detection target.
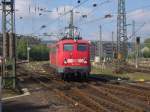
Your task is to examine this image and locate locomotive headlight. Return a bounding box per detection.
[64,59,67,64]
[83,58,87,64]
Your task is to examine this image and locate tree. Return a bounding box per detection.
[143,38,150,58]
[30,44,49,61]
[17,37,50,61]
[142,47,150,58]
[144,38,150,48]
[17,38,27,60]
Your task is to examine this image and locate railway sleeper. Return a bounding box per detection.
[68,87,111,112]
[100,84,149,103]
[98,86,150,110]
[83,90,131,112]
[88,84,145,112]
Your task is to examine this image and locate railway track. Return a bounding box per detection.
[17,63,150,112]
[122,64,150,73]
[95,82,150,102]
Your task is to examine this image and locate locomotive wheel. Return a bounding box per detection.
[77,74,81,80]
[63,74,66,81]
[81,74,87,80]
[86,72,89,80]
[64,74,68,81]
[61,73,64,80]
[84,74,87,80]
[83,73,89,80]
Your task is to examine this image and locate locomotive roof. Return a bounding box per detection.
[48,38,90,48]
[58,38,90,44]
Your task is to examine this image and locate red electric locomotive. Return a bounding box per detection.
[49,37,91,79]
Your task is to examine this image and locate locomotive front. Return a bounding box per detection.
[58,39,91,79]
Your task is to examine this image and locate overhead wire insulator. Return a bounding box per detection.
[92,0,97,7]
[93,3,97,7]
[19,17,23,19]
[39,13,42,16]
[77,0,81,3]
[40,8,43,11]
[104,14,112,18]
[41,25,46,29]
[82,15,87,18]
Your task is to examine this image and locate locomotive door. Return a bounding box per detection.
[74,43,79,65]
[63,43,74,66]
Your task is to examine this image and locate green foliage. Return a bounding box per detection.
[143,50,150,58]
[30,44,49,61]
[17,38,27,60]
[144,38,150,48]
[17,38,49,61]
[128,52,135,59]
[143,38,150,58]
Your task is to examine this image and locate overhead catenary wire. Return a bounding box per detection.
[77,3,150,30]
[76,0,112,26]
[11,0,150,41]
[47,0,112,36]
[31,0,91,35]
[44,0,112,38]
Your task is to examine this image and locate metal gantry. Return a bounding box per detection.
[117,0,127,62]
[1,0,16,88]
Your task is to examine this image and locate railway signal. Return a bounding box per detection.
[135,37,140,68]
[136,37,140,45]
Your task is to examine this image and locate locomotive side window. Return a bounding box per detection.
[77,44,88,51]
[64,44,73,51]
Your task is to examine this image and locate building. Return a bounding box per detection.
[90,40,138,60]
[90,41,116,60]
[0,34,3,56]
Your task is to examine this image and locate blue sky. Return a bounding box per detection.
[1,0,150,42]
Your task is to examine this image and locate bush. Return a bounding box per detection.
[143,51,150,58]
[30,44,49,61]
[17,38,27,60]
[17,39,49,61]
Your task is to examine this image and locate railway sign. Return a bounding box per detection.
[0,57,2,64]
[27,47,31,51]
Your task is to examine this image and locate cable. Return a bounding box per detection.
[31,0,90,35]
[127,22,146,41]
[76,0,112,25]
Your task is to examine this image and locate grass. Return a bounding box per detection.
[91,65,150,82]
[24,61,150,82]
[24,61,49,71]
[2,89,20,98]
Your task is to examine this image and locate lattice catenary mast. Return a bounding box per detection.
[117,0,127,61]
[1,0,16,88]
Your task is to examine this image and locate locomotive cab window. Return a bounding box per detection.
[64,44,73,51]
[77,44,88,51]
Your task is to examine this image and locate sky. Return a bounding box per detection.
[1,0,150,42]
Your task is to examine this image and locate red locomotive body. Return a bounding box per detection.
[49,38,91,79]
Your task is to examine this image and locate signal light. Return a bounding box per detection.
[136,37,140,44]
[64,59,67,64]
